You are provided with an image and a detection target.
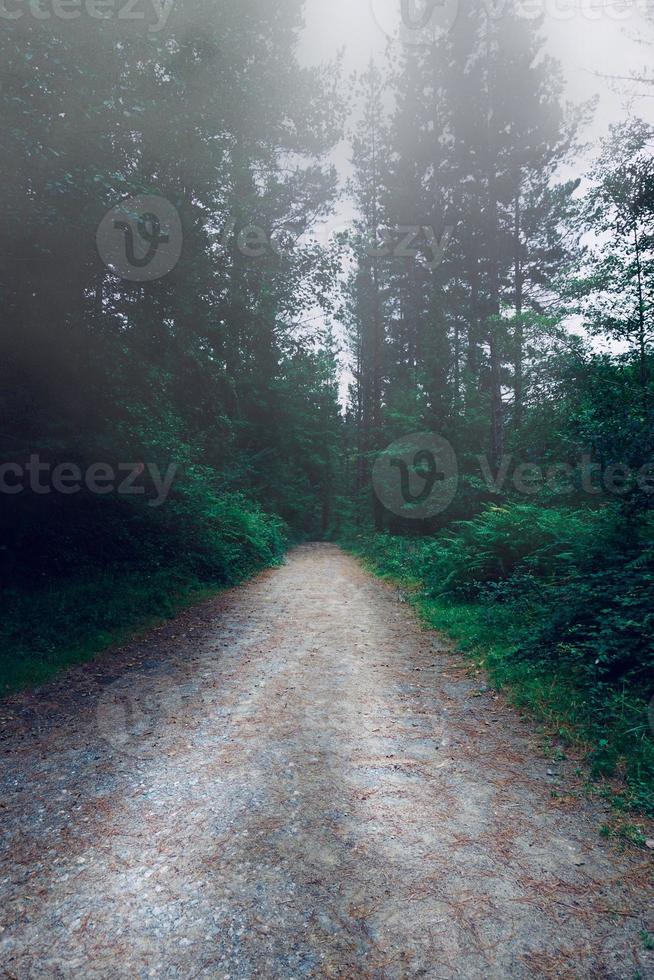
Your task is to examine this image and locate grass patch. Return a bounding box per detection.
[0,566,228,696]
[1,491,288,697]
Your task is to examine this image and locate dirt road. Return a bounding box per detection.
[0,544,652,978]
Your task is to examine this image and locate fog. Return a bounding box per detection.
[301,0,654,171]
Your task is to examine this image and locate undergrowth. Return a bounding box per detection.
[1,491,287,696]
[1,568,220,694]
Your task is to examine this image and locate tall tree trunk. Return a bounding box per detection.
[485,26,504,471]
[634,218,649,417]
[467,231,481,376]
[488,326,504,469]
[513,187,525,429]
[370,111,385,532]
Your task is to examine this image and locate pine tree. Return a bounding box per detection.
[581,119,654,418]
[347,63,391,529]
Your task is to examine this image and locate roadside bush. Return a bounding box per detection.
[0,486,287,694]
[420,503,623,599]
[517,554,654,688]
[342,532,430,583]
[165,489,287,581]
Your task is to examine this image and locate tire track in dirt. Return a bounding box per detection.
[0,543,652,978]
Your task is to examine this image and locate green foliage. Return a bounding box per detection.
[0,492,287,694]
[418,504,621,599]
[579,119,654,393]
[1,567,214,696]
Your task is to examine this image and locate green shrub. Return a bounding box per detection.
[0,489,287,695]
[420,503,622,599]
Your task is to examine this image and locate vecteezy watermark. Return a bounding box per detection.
[97,194,182,282]
[371,0,460,46]
[219,218,453,271]
[0,0,174,31]
[501,0,654,22]
[371,0,652,46]
[478,453,654,498]
[370,225,453,270]
[0,456,177,507]
[97,662,452,763]
[97,672,187,759]
[373,434,654,519]
[373,432,459,519]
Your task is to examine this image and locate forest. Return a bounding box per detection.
[1,0,653,824]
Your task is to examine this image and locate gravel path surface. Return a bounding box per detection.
[0,543,652,979]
